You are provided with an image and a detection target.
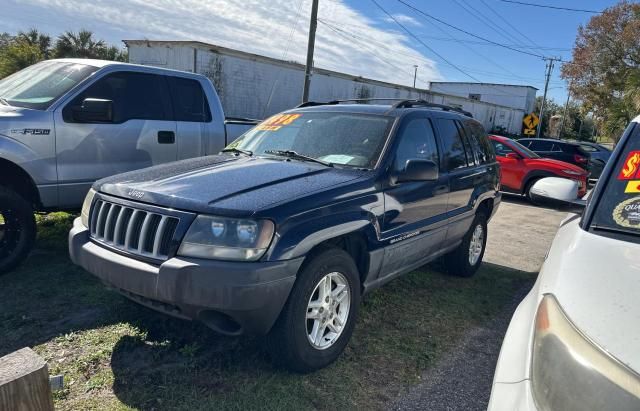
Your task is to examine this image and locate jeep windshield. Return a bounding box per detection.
[227,111,395,168]
[590,122,640,243]
[0,60,98,110]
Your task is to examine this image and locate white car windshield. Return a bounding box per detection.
[0,61,98,110]
[590,122,640,241]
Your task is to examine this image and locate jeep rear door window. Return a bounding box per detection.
[464,122,488,164]
[590,123,640,243]
[230,112,394,168]
[0,60,98,110]
[437,118,468,171]
[393,118,439,173]
[168,77,212,122]
[65,71,172,123]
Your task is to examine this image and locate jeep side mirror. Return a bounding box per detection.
[530,177,586,213]
[398,159,439,182]
[73,98,113,123]
[505,152,521,160]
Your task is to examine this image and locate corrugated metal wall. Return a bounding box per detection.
[127,41,525,134]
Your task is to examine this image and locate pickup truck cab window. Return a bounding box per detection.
[0,60,98,110]
[167,76,212,122]
[63,71,173,123]
[231,112,394,168]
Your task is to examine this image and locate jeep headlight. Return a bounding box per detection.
[531,294,640,410]
[80,188,96,228]
[178,215,275,261]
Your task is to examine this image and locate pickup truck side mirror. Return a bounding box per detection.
[398,159,439,183]
[73,98,113,123]
[530,177,586,213]
[505,152,521,160]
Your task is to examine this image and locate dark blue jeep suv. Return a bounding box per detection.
[69,99,501,372]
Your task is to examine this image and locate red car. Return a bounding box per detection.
[489,135,588,199]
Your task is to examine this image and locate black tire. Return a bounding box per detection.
[524,178,540,203]
[444,212,488,277]
[268,247,360,373]
[0,187,36,275]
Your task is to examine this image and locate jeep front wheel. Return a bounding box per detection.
[268,247,360,372]
[0,187,36,275]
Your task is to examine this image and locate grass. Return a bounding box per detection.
[0,213,534,410]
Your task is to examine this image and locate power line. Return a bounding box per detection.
[395,0,546,58]
[498,0,602,14]
[371,0,486,83]
[478,0,547,54]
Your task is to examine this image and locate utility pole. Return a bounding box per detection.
[558,82,572,139]
[536,57,559,138]
[302,0,319,103]
[413,65,418,88]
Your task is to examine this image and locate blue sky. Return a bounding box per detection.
[1,0,621,105]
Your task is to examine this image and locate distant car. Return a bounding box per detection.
[489,135,587,200]
[518,138,597,176]
[488,116,640,410]
[576,141,612,181]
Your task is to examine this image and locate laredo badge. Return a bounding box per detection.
[612,196,640,228]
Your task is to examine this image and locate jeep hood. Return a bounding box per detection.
[95,155,367,215]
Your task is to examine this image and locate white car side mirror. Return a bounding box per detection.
[530,177,586,213]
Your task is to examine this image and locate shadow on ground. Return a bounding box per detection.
[0,214,535,410]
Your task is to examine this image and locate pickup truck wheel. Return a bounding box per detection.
[444,212,487,277]
[0,187,36,275]
[268,247,360,372]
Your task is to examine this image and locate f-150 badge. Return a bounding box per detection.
[10,128,51,135]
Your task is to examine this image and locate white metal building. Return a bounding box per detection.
[429,81,537,114]
[125,40,528,134]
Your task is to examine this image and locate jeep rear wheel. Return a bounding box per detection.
[444,212,488,277]
[268,247,360,372]
[0,187,36,275]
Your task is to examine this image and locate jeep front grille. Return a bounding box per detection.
[89,199,179,260]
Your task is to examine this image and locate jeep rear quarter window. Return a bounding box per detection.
[589,123,640,243]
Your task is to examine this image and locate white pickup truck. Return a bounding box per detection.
[0,59,258,273]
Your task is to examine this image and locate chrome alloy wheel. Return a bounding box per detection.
[468,224,484,266]
[306,272,351,350]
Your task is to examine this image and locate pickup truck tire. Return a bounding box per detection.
[444,211,488,277]
[268,247,360,373]
[0,187,36,275]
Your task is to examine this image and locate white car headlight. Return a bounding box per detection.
[178,215,275,261]
[531,294,640,410]
[80,188,96,228]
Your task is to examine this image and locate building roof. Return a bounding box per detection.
[429,81,538,91]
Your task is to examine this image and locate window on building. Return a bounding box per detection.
[469,93,481,101]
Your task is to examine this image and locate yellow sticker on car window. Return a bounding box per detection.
[624,180,640,193]
[257,114,302,131]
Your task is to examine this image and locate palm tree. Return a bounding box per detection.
[17,29,51,58]
[54,29,106,59]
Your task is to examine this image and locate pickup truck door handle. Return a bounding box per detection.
[158,131,175,144]
[433,185,448,195]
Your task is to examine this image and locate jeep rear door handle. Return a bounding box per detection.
[158,130,175,144]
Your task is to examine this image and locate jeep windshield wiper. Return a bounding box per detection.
[264,150,333,167]
[221,147,253,156]
[0,97,9,106]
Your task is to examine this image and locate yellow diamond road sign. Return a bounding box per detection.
[523,113,539,129]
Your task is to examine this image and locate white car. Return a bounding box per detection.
[489,118,640,410]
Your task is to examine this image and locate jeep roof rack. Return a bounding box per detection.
[296,98,473,118]
[391,100,473,117]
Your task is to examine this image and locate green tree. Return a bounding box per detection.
[0,38,43,79]
[17,28,51,58]
[561,1,640,142]
[54,29,107,58]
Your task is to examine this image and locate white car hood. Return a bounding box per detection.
[539,217,640,372]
